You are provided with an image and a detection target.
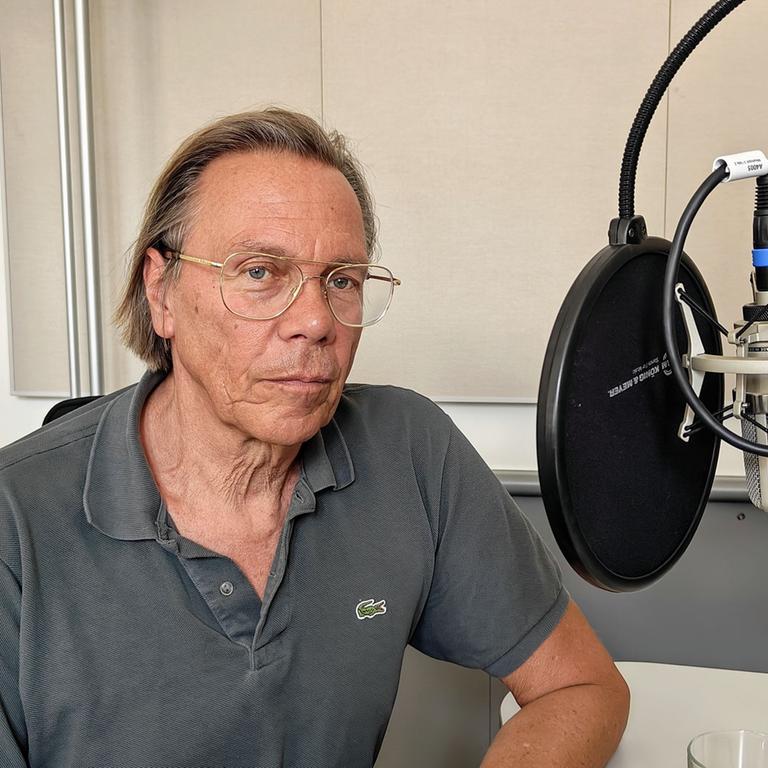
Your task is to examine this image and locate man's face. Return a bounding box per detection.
[147,151,367,447]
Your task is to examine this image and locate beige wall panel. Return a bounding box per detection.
[1,0,69,395]
[88,0,323,389]
[666,0,766,363]
[324,0,671,399]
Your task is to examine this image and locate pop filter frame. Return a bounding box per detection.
[538,237,722,591]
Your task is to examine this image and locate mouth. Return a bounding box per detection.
[268,375,335,384]
[265,377,335,392]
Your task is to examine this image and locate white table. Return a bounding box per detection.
[500,661,768,766]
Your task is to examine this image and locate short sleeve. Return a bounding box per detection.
[410,421,568,678]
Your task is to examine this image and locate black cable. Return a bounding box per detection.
[618,0,748,219]
[663,163,768,456]
[683,403,734,437]
[677,290,729,336]
[685,403,733,434]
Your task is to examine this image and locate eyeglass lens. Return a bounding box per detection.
[220,254,394,326]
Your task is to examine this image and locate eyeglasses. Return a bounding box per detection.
[169,251,400,328]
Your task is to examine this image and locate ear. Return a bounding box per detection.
[143,247,175,340]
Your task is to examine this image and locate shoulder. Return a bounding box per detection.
[0,389,125,476]
[339,383,450,426]
[331,385,462,502]
[0,385,137,571]
[337,383,454,447]
[0,385,135,528]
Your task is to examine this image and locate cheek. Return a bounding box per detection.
[341,330,363,369]
[211,324,269,374]
[170,287,246,369]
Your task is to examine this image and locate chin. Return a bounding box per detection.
[246,409,333,447]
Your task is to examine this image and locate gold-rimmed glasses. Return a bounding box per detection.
[170,251,400,328]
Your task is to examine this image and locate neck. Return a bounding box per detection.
[140,371,301,515]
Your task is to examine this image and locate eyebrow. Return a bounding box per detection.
[230,240,368,265]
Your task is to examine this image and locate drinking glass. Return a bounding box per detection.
[688,730,768,768]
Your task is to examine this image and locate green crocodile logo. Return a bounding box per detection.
[356,598,387,620]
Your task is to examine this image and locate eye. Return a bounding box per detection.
[328,269,364,292]
[237,258,285,282]
[331,275,353,290]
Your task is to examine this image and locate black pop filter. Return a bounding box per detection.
[535,0,747,590]
[537,237,723,592]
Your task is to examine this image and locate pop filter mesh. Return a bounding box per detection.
[542,244,721,588]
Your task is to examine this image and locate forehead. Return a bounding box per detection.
[187,151,367,258]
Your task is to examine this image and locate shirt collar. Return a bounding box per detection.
[301,419,355,493]
[83,370,355,541]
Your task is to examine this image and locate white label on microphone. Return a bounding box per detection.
[607,354,672,399]
[713,150,768,182]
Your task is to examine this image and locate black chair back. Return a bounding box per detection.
[43,396,101,425]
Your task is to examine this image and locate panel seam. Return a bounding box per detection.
[319,0,325,123]
[663,0,673,236]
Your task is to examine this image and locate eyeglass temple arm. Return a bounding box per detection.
[174,253,225,269]
[367,274,401,285]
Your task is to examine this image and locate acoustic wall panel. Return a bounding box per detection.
[324,0,671,399]
[0,0,70,395]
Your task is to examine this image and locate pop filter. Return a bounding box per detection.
[535,0,746,590]
[537,236,722,592]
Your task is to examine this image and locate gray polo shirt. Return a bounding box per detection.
[0,372,567,768]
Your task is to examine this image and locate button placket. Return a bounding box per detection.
[171,548,262,649]
[252,480,314,656]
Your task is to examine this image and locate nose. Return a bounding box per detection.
[276,275,337,344]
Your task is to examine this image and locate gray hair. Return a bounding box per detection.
[114,108,377,372]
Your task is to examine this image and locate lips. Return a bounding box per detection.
[267,375,335,384]
[262,376,336,395]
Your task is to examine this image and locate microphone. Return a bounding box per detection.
[662,152,768,516]
[740,175,768,510]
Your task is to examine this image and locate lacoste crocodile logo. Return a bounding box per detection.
[356,598,387,620]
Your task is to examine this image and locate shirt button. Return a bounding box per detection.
[219,581,234,596]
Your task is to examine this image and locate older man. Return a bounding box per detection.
[0,109,628,767]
